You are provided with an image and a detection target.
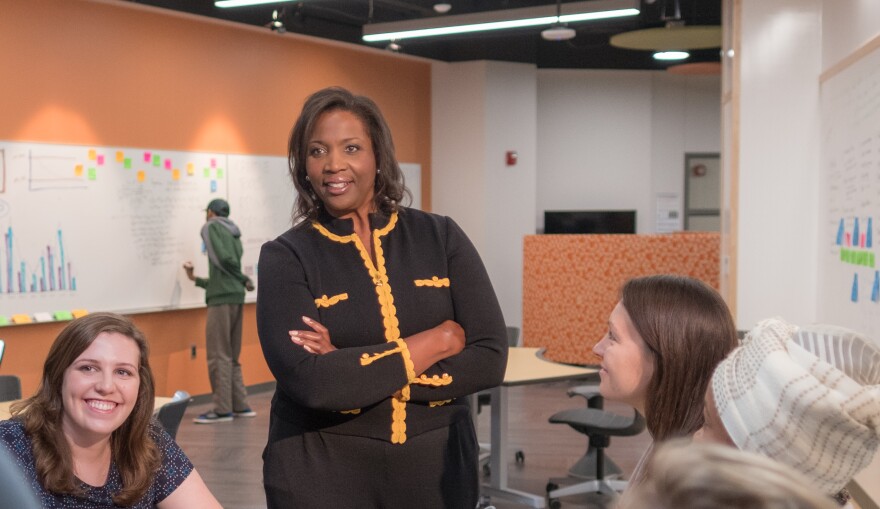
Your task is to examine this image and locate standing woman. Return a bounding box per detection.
[257,87,508,508]
[592,274,738,485]
[0,312,221,508]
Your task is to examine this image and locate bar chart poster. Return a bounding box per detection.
[820,40,880,342]
[0,141,229,317]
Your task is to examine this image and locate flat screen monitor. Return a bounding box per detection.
[544,210,636,234]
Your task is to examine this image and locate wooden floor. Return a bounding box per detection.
[177,382,651,509]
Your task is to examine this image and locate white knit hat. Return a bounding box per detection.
[711,317,880,496]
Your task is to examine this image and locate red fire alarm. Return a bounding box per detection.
[506,151,518,166]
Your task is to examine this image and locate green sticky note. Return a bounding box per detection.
[53,310,74,321]
[88,168,97,180]
[203,168,210,177]
[153,154,161,166]
[217,168,224,178]
[0,315,9,326]
[124,158,132,169]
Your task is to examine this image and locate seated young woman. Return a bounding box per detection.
[696,317,880,507]
[592,274,738,484]
[0,312,222,509]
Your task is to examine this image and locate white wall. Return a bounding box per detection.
[537,70,721,234]
[432,61,537,329]
[735,0,822,329]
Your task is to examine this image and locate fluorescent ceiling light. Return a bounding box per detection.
[215,0,297,8]
[363,0,639,42]
[653,51,690,60]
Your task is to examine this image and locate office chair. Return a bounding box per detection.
[477,326,522,476]
[0,375,22,402]
[0,445,41,509]
[156,390,191,440]
[546,386,645,509]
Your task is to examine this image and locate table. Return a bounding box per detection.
[1,397,174,420]
[481,347,598,508]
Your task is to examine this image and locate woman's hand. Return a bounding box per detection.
[289,316,337,355]
[434,320,466,357]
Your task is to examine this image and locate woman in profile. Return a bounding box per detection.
[591,274,738,485]
[257,86,508,508]
[0,312,221,508]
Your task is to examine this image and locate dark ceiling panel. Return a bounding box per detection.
[126,0,722,70]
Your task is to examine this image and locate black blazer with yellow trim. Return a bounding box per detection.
[257,207,508,443]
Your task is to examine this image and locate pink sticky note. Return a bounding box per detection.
[97,154,105,165]
[211,158,217,168]
[144,152,151,162]
[165,159,172,170]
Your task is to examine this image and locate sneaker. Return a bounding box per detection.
[233,408,257,418]
[193,411,233,424]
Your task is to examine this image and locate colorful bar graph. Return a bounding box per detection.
[1,227,76,295]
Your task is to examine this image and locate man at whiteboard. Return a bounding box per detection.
[183,198,256,424]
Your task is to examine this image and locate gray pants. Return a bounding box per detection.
[206,304,249,414]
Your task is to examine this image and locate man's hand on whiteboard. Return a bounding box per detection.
[182,261,196,282]
[244,278,255,292]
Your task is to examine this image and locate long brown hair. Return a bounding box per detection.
[621,275,738,441]
[288,86,410,222]
[11,312,160,505]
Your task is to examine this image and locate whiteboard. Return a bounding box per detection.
[0,141,421,316]
[819,42,880,342]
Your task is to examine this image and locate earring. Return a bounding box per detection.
[377,168,381,174]
[305,175,310,181]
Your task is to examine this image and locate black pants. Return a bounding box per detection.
[263,417,479,508]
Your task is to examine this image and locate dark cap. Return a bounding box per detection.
[206,198,230,217]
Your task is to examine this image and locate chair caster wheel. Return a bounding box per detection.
[515,450,525,464]
[548,499,561,509]
[482,463,491,477]
[546,482,558,494]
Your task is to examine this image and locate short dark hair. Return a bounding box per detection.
[287,86,410,222]
[620,274,738,442]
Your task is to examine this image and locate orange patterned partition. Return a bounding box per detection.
[523,233,720,365]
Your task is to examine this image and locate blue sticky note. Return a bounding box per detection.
[836,218,844,245]
[872,271,879,303]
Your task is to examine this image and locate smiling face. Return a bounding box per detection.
[592,301,655,413]
[61,331,141,445]
[305,109,377,219]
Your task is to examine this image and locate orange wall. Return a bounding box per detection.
[0,0,432,397]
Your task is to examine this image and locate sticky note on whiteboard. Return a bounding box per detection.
[11,314,32,324]
[33,312,54,323]
[71,309,89,318]
[53,310,74,321]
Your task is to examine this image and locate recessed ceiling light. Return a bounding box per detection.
[653,51,690,61]
[541,25,576,41]
[433,3,452,14]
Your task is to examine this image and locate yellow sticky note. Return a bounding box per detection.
[11,314,33,324]
[116,151,124,163]
[88,149,97,160]
[187,163,194,176]
[71,309,89,318]
[172,169,180,181]
[75,164,83,177]
[137,170,146,183]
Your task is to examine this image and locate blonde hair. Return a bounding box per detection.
[619,440,838,509]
